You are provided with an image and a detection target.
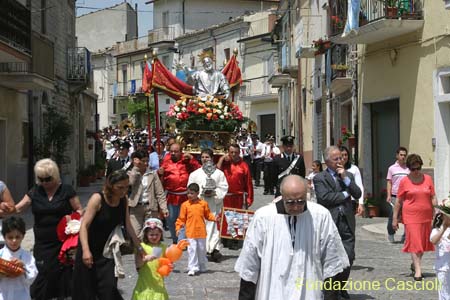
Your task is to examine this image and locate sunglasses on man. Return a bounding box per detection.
[283,198,306,206]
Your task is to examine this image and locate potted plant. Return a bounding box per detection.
[364,193,380,217]
[386,0,399,18]
[95,154,106,179]
[313,38,331,56]
[331,16,345,32]
[78,168,91,187]
[341,126,356,148]
[87,165,97,183]
[331,64,349,77]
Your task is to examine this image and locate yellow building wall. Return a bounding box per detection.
[360,1,450,169]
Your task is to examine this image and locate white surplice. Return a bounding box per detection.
[188,167,228,253]
[235,201,350,300]
[0,246,38,300]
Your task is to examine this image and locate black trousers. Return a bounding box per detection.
[250,158,263,183]
[263,161,275,192]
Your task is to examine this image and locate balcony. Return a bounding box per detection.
[0,30,55,90]
[0,0,31,58]
[329,45,352,95]
[68,47,90,83]
[329,0,424,45]
[0,61,54,90]
[240,76,277,102]
[114,79,144,98]
[148,27,176,45]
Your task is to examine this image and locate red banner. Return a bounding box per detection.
[151,59,194,100]
[142,61,152,94]
[222,54,242,89]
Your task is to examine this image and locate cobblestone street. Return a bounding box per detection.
[19,180,439,299]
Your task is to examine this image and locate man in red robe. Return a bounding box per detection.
[159,143,200,243]
[217,143,253,249]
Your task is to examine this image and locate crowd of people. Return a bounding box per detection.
[1,124,450,299]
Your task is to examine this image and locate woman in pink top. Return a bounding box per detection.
[392,154,436,281]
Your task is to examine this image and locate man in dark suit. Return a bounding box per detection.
[106,141,131,178]
[273,135,306,196]
[313,145,362,300]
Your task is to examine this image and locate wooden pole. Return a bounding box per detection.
[152,50,161,154]
[144,54,152,150]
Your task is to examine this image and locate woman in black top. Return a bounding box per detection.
[72,170,143,300]
[16,158,82,300]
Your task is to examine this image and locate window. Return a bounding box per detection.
[22,122,29,159]
[166,98,170,105]
[224,48,230,61]
[439,74,450,95]
[302,87,307,114]
[190,55,195,68]
[41,0,46,34]
[122,67,127,95]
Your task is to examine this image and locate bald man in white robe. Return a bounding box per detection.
[235,175,349,300]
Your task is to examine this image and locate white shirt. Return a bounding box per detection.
[431,227,450,272]
[0,247,38,300]
[262,143,280,162]
[235,202,349,300]
[346,164,364,204]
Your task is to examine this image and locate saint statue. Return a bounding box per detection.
[184,50,230,100]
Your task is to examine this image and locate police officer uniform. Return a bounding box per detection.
[272,136,306,196]
[106,141,131,177]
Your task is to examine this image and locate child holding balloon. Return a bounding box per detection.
[132,218,170,300]
[176,183,219,276]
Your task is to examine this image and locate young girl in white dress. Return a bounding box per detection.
[430,209,450,300]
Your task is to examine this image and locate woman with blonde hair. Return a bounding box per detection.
[16,158,82,300]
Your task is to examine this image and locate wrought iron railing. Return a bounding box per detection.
[0,62,30,73]
[68,47,91,82]
[0,0,31,54]
[329,0,422,36]
[330,44,349,79]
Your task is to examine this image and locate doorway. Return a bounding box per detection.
[259,114,276,141]
[371,99,399,214]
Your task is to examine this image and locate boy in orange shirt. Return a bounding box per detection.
[176,183,218,276]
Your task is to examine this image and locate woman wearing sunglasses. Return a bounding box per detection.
[15,158,82,300]
[392,153,436,281]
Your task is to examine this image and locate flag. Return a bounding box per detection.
[222,54,242,89]
[142,61,152,94]
[151,58,194,100]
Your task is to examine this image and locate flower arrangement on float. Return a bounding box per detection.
[166,96,247,132]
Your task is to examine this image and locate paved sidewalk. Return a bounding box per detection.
[361,216,405,243]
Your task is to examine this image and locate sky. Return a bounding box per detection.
[75,0,153,37]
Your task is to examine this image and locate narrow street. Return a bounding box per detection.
[18,178,437,300]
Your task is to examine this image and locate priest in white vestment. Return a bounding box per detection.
[235,175,349,300]
[188,149,228,261]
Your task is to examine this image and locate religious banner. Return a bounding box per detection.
[222,54,242,89]
[142,61,152,94]
[220,207,255,240]
[151,58,194,100]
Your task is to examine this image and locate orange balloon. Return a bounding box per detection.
[157,264,171,277]
[165,245,182,262]
[158,257,171,266]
